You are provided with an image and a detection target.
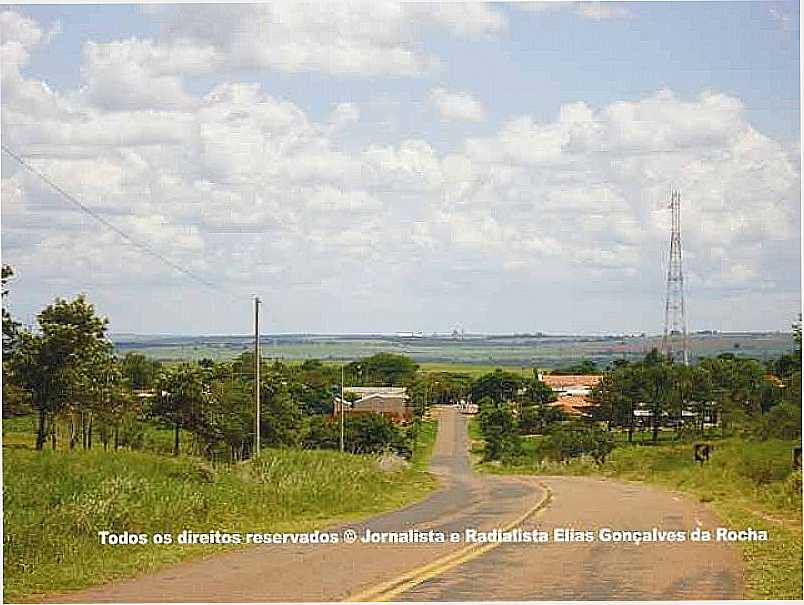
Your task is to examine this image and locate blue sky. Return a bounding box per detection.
[1,2,800,335]
[19,2,799,143]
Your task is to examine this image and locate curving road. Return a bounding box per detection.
[49,406,743,602]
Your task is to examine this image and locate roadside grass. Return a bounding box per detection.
[409,419,437,472]
[3,421,438,602]
[469,419,803,600]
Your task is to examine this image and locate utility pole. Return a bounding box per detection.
[661,190,689,365]
[254,296,261,458]
[340,363,345,453]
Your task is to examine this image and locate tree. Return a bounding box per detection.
[521,377,557,405]
[121,352,162,390]
[477,397,521,461]
[517,377,561,435]
[208,377,254,461]
[259,375,303,447]
[360,353,419,386]
[2,265,30,417]
[518,403,566,435]
[637,362,675,442]
[552,358,598,375]
[8,295,111,449]
[152,363,208,456]
[2,264,20,355]
[87,357,135,451]
[471,370,525,404]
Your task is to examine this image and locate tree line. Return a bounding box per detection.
[472,323,801,464]
[1,266,474,460]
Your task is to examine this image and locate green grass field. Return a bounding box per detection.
[2,420,437,602]
[114,332,793,368]
[469,419,803,600]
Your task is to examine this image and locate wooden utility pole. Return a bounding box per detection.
[254,296,261,458]
[340,363,345,452]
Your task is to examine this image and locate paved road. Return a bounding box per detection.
[49,406,743,602]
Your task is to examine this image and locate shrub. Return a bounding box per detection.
[302,413,409,456]
[736,442,794,485]
[546,422,615,464]
[755,403,802,441]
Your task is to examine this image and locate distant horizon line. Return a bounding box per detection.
[109,329,792,339]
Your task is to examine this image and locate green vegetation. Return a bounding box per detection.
[1,271,446,601]
[470,368,566,462]
[111,333,795,369]
[466,325,803,600]
[3,443,435,602]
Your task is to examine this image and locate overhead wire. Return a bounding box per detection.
[1,143,239,301]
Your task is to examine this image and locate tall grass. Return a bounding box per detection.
[3,442,435,601]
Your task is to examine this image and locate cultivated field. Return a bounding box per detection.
[113,332,793,368]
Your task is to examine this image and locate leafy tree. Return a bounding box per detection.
[259,376,303,447]
[152,363,208,456]
[518,403,566,435]
[471,370,525,404]
[8,295,110,449]
[2,266,29,418]
[552,358,598,375]
[208,377,254,460]
[477,397,521,460]
[89,358,135,451]
[121,352,161,390]
[521,377,557,405]
[231,350,266,380]
[2,264,20,355]
[359,353,419,386]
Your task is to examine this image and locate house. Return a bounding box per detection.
[539,374,602,397]
[339,386,411,421]
[539,374,602,417]
[349,393,410,420]
[551,394,597,417]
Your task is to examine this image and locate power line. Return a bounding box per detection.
[1,143,233,298]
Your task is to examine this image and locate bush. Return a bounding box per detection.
[302,413,409,456]
[546,422,615,464]
[736,441,795,485]
[755,403,802,441]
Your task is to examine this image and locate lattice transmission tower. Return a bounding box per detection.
[661,190,689,365]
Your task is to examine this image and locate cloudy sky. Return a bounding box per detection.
[1,1,800,335]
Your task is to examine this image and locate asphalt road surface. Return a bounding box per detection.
[49,406,743,602]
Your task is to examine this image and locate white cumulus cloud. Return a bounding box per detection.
[430,88,486,122]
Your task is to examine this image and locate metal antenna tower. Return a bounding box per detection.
[661,190,689,365]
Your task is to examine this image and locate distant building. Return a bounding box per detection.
[550,395,597,416]
[539,374,602,417]
[338,386,410,421]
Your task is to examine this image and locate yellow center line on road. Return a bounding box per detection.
[346,481,553,603]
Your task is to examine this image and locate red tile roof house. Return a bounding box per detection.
[539,374,603,417]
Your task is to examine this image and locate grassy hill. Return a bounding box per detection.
[3,422,437,602]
